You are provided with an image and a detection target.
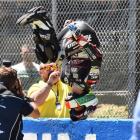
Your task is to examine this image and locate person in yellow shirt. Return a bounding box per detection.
[28,62,72,118]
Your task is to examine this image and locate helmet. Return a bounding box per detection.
[65,91,98,121]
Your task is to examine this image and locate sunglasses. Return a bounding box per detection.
[40,65,58,70]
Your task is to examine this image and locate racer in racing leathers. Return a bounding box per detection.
[17,6,102,121]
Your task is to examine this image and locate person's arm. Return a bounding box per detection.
[21,97,40,119]
[29,102,40,119]
[30,70,60,106]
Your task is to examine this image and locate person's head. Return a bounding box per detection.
[39,63,58,82]
[0,66,17,89]
[20,44,34,62]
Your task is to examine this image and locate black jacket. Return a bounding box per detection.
[0,84,33,140]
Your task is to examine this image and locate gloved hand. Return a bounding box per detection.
[68,23,88,47]
[68,23,81,39]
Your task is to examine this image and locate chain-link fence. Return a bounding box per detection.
[1,0,140,119]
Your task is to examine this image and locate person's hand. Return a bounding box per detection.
[68,23,88,47]
[48,70,60,85]
[14,78,26,96]
[68,23,81,40]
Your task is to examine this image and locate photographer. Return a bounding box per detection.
[0,66,40,140]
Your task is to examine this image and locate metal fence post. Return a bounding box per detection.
[128,0,136,118]
[51,0,58,32]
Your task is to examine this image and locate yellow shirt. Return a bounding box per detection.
[28,80,72,118]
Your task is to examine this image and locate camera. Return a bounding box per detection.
[2,59,11,67]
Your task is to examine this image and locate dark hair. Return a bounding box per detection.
[0,66,17,88]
